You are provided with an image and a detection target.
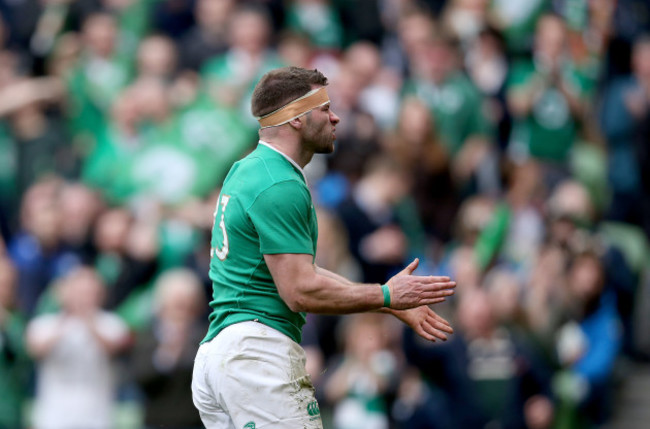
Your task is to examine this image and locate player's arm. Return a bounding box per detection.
[265,253,455,315]
[314,265,354,285]
[315,260,454,341]
[254,181,454,338]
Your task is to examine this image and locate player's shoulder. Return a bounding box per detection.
[221,149,305,210]
[236,145,304,185]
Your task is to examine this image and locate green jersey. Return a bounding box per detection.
[402,72,493,156]
[203,142,318,344]
[507,59,591,162]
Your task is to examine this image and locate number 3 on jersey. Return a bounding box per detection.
[210,194,230,261]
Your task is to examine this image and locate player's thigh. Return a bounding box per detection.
[192,343,236,429]
[221,324,323,428]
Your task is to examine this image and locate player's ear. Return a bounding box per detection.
[288,116,303,130]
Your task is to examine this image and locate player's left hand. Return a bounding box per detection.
[390,305,453,342]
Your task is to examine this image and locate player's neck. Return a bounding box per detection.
[261,135,312,168]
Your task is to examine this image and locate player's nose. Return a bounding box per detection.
[329,110,340,125]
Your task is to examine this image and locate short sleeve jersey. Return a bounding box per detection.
[202,142,318,344]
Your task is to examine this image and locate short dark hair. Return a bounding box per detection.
[251,67,328,117]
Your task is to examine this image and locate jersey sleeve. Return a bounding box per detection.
[248,180,315,255]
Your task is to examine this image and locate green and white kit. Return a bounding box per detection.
[203,141,318,345]
[194,142,323,428]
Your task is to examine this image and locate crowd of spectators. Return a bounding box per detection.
[0,0,649,428]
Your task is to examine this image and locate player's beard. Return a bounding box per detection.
[303,113,335,154]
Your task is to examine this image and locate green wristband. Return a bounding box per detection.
[381,284,391,308]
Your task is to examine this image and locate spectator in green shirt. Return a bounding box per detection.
[403,30,497,195]
[506,14,590,184]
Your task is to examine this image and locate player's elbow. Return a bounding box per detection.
[276,282,303,312]
[278,282,317,313]
[286,296,308,313]
[280,290,311,312]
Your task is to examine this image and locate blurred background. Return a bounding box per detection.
[0,0,649,428]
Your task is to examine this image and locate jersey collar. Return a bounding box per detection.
[258,141,307,184]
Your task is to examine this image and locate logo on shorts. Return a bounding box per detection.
[243,422,256,429]
[307,401,320,417]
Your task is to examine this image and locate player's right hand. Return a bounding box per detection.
[386,258,456,310]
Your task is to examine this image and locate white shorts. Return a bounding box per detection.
[192,321,323,429]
